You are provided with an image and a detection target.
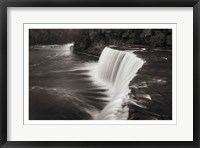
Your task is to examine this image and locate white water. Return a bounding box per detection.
[95,47,145,120]
[30,43,171,120]
[54,44,145,120]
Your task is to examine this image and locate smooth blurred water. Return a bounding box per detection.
[29,44,172,120]
[29,44,109,120]
[95,47,144,120]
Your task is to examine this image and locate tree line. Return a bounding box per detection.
[29,29,172,49]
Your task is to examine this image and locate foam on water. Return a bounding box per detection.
[51,44,145,120]
[95,47,145,120]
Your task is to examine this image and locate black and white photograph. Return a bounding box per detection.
[29,27,173,121]
[2,0,199,146]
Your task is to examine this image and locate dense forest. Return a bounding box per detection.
[29,29,172,54]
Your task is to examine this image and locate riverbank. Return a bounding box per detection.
[73,44,171,58]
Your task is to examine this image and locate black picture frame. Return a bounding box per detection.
[0,0,199,147]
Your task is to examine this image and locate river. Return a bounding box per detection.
[29,44,172,120]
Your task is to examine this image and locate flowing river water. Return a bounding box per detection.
[29,44,172,120]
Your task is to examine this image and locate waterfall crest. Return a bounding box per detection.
[95,47,145,120]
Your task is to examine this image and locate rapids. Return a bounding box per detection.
[29,43,172,120]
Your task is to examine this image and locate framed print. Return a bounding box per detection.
[0,0,199,147]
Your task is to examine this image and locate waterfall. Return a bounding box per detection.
[65,42,74,51]
[95,47,145,120]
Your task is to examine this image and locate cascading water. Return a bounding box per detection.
[67,42,74,51]
[59,44,144,120]
[95,47,145,120]
[30,42,171,120]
